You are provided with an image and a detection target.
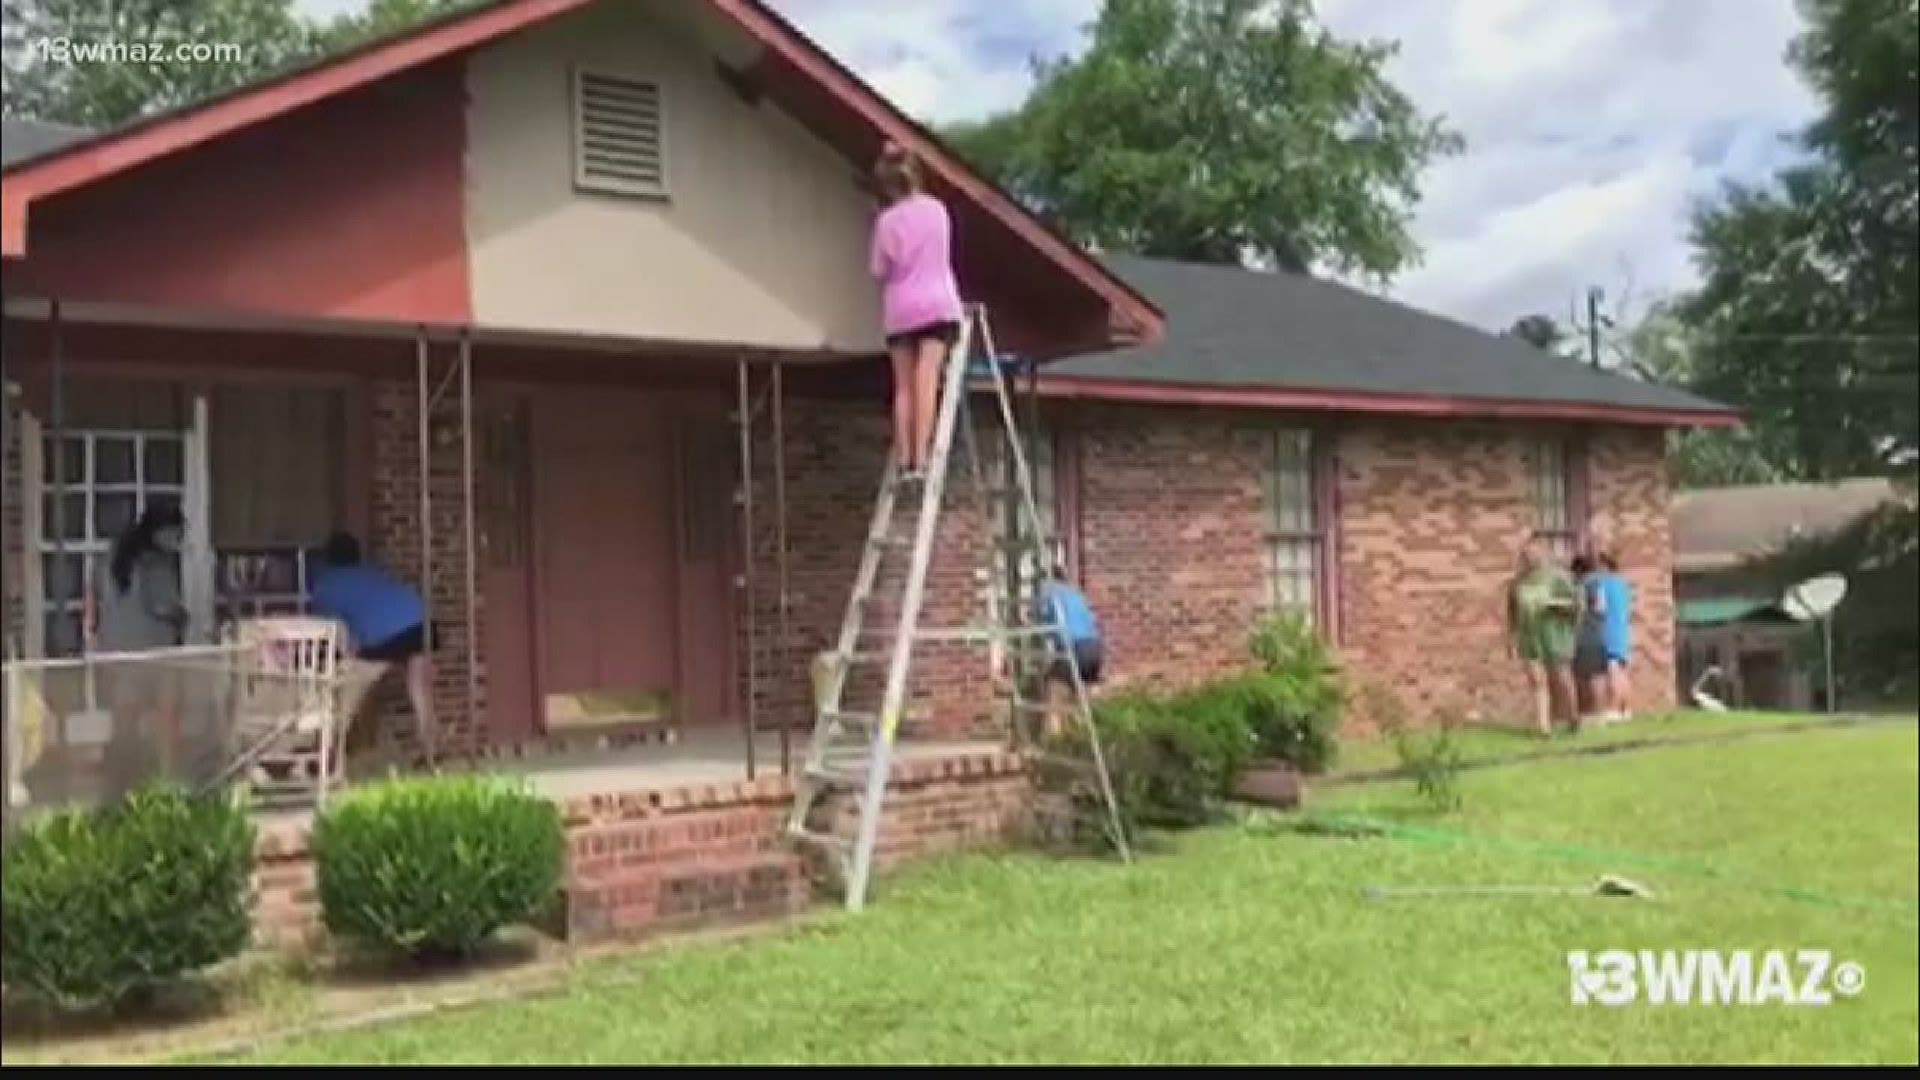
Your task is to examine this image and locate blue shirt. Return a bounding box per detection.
[1582,571,1633,655]
[1037,581,1100,646]
[310,564,426,651]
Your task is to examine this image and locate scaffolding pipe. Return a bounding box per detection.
[460,331,478,751]
[736,358,757,780]
[49,299,65,653]
[415,329,433,756]
[772,360,791,776]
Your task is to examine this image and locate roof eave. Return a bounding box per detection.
[1032,373,1746,427]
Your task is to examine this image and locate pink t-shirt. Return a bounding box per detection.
[869,194,964,337]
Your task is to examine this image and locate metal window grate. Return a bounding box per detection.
[572,69,667,199]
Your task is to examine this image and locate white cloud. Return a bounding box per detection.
[301,0,1822,331]
[780,0,1821,331]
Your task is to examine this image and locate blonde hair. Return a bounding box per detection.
[874,142,921,202]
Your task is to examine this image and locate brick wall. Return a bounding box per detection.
[1336,420,1545,727]
[367,377,484,757]
[1074,403,1269,695]
[1320,417,1675,727]
[248,748,1032,947]
[740,396,1004,739]
[3,383,23,651]
[1584,425,1680,716]
[739,397,1681,736]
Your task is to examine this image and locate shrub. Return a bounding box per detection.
[1244,614,1346,773]
[313,776,564,961]
[1383,705,1467,814]
[1,785,255,1011]
[1083,686,1258,832]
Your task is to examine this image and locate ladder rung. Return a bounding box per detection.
[806,762,869,786]
[788,825,853,848]
[858,625,1063,644]
[837,650,897,665]
[1029,751,1099,772]
[1009,700,1074,714]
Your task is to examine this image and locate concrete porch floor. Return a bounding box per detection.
[493,726,1006,800]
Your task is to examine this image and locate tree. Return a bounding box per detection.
[943,0,1461,280]
[1677,0,1918,487]
[309,0,477,55]
[1504,314,1568,353]
[2,0,312,127]
[1619,303,1783,489]
[0,0,473,128]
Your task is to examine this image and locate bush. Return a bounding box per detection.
[1,785,255,1010]
[1393,725,1466,813]
[1244,614,1345,773]
[313,775,563,961]
[1086,686,1258,831]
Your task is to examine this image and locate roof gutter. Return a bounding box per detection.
[1032,373,1746,428]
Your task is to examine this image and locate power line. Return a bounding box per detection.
[1699,332,1920,344]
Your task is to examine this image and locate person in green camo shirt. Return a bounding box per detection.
[1507,536,1582,736]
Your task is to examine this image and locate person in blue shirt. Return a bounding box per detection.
[1033,564,1103,738]
[1573,550,1634,725]
[309,532,438,764]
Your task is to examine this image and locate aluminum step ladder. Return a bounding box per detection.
[786,304,1131,910]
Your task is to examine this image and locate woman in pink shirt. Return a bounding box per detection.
[870,143,964,476]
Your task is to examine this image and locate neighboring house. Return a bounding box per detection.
[0,0,1735,777]
[1671,479,1901,710]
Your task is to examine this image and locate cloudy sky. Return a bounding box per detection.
[299,0,1821,331]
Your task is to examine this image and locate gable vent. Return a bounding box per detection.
[572,69,666,198]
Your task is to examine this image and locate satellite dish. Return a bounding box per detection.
[1781,573,1847,622]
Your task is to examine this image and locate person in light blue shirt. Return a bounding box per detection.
[309,532,438,764]
[1574,550,1634,724]
[1030,565,1103,741]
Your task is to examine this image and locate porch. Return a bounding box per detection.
[1,302,1055,821]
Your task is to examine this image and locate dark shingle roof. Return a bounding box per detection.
[1672,478,1904,572]
[1055,255,1734,418]
[2,118,93,168]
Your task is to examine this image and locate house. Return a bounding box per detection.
[1014,255,1735,727]
[1671,478,1901,709]
[1,0,1733,939]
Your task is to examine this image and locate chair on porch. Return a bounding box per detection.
[218,616,372,808]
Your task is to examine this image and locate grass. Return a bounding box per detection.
[217,720,1919,1065]
[1328,709,1863,777]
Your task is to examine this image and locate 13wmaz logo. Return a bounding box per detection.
[1567,950,1866,1006]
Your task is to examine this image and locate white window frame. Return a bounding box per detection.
[1263,428,1327,629]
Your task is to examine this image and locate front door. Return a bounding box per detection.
[531,387,679,731]
[479,391,540,742]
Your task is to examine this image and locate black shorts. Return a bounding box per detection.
[1050,639,1104,686]
[886,320,961,351]
[359,622,434,663]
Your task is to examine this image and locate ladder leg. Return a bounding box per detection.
[846,313,978,910]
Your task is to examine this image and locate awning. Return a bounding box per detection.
[1676,597,1799,627]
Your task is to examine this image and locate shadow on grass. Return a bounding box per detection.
[0,928,559,1063]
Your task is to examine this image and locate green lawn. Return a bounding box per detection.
[227,722,1918,1065]
[1329,709,1862,777]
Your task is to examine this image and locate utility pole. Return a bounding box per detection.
[1586,286,1604,369]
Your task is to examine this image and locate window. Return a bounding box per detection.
[209,385,346,623]
[572,69,666,199]
[1263,429,1329,628]
[987,421,1062,602]
[38,430,187,656]
[1530,437,1582,559]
